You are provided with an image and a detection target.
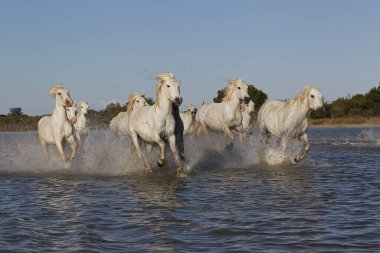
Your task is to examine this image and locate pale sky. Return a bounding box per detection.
[1,0,379,115]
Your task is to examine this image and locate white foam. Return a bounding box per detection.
[0,130,311,175]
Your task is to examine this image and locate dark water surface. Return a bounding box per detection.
[0,128,379,252]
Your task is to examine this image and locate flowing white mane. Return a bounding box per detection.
[48,84,63,96]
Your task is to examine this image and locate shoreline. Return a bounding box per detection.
[310,124,380,128]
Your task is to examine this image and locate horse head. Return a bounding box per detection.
[66,103,77,124]
[305,85,324,110]
[127,92,147,114]
[155,72,182,107]
[188,104,197,118]
[224,78,250,104]
[79,100,89,115]
[245,100,255,117]
[49,84,74,107]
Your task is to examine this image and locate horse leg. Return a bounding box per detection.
[131,132,152,172]
[175,130,185,162]
[168,134,182,172]
[223,126,235,150]
[295,133,309,162]
[55,139,67,161]
[67,135,78,160]
[76,132,81,144]
[157,139,165,167]
[39,139,50,160]
[280,137,288,162]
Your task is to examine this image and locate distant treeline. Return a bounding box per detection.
[1,83,380,131]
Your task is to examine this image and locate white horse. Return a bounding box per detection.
[37,84,78,162]
[129,73,183,172]
[236,100,255,138]
[180,104,198,135]
[73,100,89,142]
[197,78,250,144]
[257,85,324,163]
[110,94,147,136]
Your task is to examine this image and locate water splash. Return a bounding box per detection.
[0,130,316,175]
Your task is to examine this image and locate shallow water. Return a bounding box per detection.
[0,128,379,252]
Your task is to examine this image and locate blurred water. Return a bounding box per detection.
[0,127,379,252]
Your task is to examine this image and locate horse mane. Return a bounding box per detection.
[48,84,63,96]
[289,85,316,106]
[155,72,175,107]
[223,78,244,102]
[127,92,142,114]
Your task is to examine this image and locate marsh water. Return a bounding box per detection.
[0,127,379,252]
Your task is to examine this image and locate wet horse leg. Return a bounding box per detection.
[67,135,77,160]
[168,134,182,172]
[130,132,152,172]
[157,138,165,167]
[295,133,309,162]
[55,138,67,161]
[39,139,50,160]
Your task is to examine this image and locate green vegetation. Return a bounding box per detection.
[323,84,380,118]
[1,83,380,131]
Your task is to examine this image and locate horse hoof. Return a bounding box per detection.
[157,160,165,167]
[177,171,187,178]
[294,155,304,163]
[144,165,152,173]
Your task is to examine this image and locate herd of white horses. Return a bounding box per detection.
[37,72,324,172]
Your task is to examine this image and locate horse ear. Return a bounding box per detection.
[48,84,62,96]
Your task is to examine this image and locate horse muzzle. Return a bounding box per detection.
[71,116,77,124]
[243,96,250,104]
[191,111,197,117]
[249,111,255,117]
[174,97,183,106]
[66,99,74,107]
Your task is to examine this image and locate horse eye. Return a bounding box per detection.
[311,95,315,98]
[238,87,241,90]
[58,92,62,95]
[167,85,171,88]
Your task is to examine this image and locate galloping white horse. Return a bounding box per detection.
[37,84,78,162]
[257,85,324,163]
[180,104,198,135]
[236,100,255,138]
[73,100,89,142]
[109,94,147,136]
[129,73,183,172]
[197,78,250,144]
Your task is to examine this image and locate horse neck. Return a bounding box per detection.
[223,94,241,113]
[77,111,85,121]
[52,101,67,124]
[289,99,310,122]
[155,93,173,117]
